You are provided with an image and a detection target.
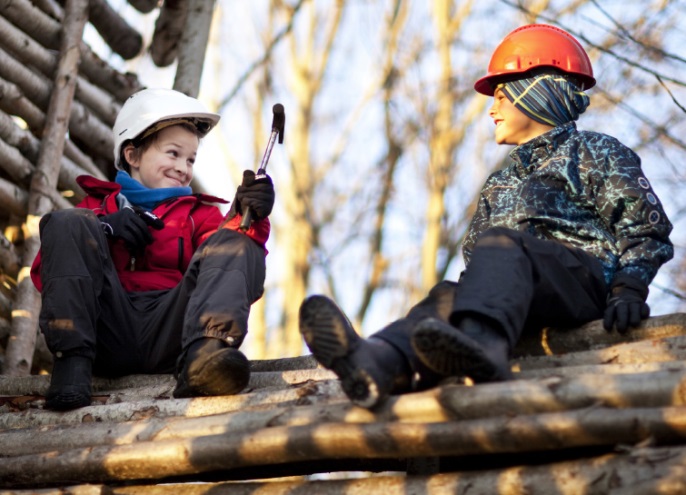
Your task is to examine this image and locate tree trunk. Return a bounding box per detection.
[173,0,216,96]
[3,0,87,376]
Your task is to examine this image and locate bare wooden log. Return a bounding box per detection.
[250,354,319,371]
[0,135,81,210]
[0,226,21,277]
[63,138,106,179]
[0,42,113,159]
[0,315,9,339]
[0,170,29,217]
[77,43,143,103]
[517,360,686,379]
[32,0,64,19]
[0,134,91,201]
[0,77,45,131]
[87,0,142,60]
[0,107,104,182]
[4,0,88,376]
[4,405,686,486]
[0,14,123,126]
[72,76,121,127]
[248,368,335,388]
[0,107,41,158]
[10,446,684,495]
[172,0,216,96]
[4,370,686,451]
[0,367,331,397]
[1,0,142,102]
[0,46,46,105]
[149,0,187,67]
[435,369,686,419]
[0,135,36,185]
[0,379,344,430]
[0,397,351,457]
[516,334,686,370]
[0,102,86,199]
[515,313,686,357]
[0,0,61,48]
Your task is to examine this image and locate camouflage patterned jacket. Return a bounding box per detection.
[462,122,673,287]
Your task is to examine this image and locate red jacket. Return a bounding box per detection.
[31,175,270,293]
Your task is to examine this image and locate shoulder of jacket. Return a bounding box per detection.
[76,175,121,196]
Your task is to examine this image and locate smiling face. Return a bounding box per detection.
[125,125,200,189]
[489,87,554,145]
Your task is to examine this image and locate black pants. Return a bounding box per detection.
[374,227,608,386]
[38,208,266,377]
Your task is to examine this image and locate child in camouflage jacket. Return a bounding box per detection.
[297,24,673,409]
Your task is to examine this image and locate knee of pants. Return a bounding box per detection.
[193,229,266,301]
[428,280,459,298]
[201,229,264,262]
[40,209,100,240]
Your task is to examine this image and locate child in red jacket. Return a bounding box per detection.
[31,88,275,410]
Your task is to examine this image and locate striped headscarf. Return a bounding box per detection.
[498,74,590,127]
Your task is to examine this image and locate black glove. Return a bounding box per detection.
[603,273,650,334]
[100,206,164,251]
[230,170,275,221]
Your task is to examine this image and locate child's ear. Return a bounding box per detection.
[123,144,139,169]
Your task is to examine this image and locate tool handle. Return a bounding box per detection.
[238,104,285,232]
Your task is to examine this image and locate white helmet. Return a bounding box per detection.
[113,88,221,170]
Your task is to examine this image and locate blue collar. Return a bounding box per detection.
[114,171,193,210]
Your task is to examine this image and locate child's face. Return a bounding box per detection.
[126,125,199,189]
[489,88,553,145]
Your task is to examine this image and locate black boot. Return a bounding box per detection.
[45,355,93,411]
[411,316,513,383]
[299,295,412,409]
[173,338,250,398]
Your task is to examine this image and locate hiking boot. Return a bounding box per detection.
[173,338,250,398]
[45,355,93,411]
[299,295,411,409]
[411,317,513,383]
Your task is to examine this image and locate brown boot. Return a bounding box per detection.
[173,338,250,398]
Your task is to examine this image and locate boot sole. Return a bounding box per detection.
[45,390,91,411]
[173,348,250,398]
[299,295,381,408]
[412,319,511,383]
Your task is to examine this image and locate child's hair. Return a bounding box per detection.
[118,120,203,174]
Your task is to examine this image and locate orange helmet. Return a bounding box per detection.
[474,24,596,96]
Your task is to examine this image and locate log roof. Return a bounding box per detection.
[3,314,686,493]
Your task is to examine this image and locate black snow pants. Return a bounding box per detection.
[37,208,266,377]
[374,227,608,387]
